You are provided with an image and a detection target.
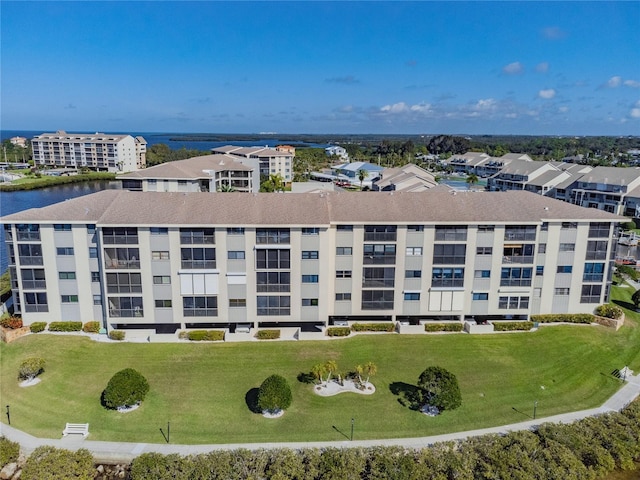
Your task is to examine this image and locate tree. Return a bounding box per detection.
[357,169,369,190]
[363,361,377,383]
[324,360,338,383]
[633,289,640,309]
[311,363,327,385]
[466,173,479,186]
[354,364,364,384]
[418,366,462,411]
[217,183,236,192]
[260,173,285,192]
[102,368,150,409]
[257,374,292,412]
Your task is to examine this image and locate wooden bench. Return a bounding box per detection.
[62,423,89,437]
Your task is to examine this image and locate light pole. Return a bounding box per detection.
[533,400,538,420]
[6,405,10,425]
[351,417,354,441]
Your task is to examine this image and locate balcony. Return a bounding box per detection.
[502,255,534,264]
[18,256,43,266]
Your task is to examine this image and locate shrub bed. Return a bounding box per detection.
[187,330,225,341]
[0,436,20,467]
[19,357,46,381]
[255,329,280,340]
[21,446,94,480]
[492,321,534,331]
[29,322,47,333]
[82,321,101,333]
[531,314,594,324]
[352,322,395,332]
[48,321,82,332]
[594,304,624,320]
[425,323,464,332]
[108,330,125,341]
[326,327,350,337]
[0,315,23,329]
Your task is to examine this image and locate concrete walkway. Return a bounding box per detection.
[2,374,639,464]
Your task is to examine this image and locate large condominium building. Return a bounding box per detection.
[32,131,147,173]
[211,145,293,183]
[2,190,623,336]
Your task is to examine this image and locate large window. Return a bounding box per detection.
[257,296,290,315]
[183,296,218,316]
[102,227,138,244]
[583,263,605,282]
[302,227,319,235]
[227,227,245,235]
[256,249,290,269]
[588,222,610,238]
[18,244,43,265]
[433,244,466,264]
[362,290,394,310]
[581,284,602,303]
[106,273,142,293]
[586,240,607,260]
[104,248,140,269]
[363,244,396,264]
[180,228,215,244]
[181,248,216,269]
[362,267,395,288]
[108,296,143,317]
[24,292,48,312]
[431,268,464,288]
[256,228,290,245]
[502,244,534,264]
[21,269,46,289]
[504,226,536,241]
[364,225,397,242]
[257,272,290,292]
[16,224,40,241]
[435,226,467,241]
[500,267,533,287]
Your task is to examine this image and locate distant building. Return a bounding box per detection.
[9,136,27,148]
[325,146,349,161]
[31,131,146,173]
[331,161,384,187]
[372,164,439,192]
[276,145,296,155]
[212,145,293,183]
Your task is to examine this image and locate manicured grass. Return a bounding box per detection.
[2,303,639,445]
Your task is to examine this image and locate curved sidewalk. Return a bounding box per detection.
[2,374,639,464]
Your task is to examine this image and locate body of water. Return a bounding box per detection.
[0,181,119,272]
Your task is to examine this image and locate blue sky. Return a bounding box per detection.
[2,1,639,135]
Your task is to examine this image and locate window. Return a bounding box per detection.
[302,275,319,283]
[104,247,140,269]
[557,265,573,273]
[583,263,605,282]
[256,249,290,269]
[538,244,547,254]
[498,296,529,309]
[588,223,610,238]
[181,248,216,269]
[362,290,394,310]
[93,295,102,305]
[336,225,353,231]
[364,225,397,241]
[335,293,352,301]
[407,225,424,232]
[180,228,215,244]
[474,270,490,278]
[586,240,607,260]
[435,226,467,241]
[103,227,138,244]
[183,296,218,316]
[58,272,76,280]
[89,247,98,258]
[432,268,464,288]
[256,228,290,244]
[54,224,71,231]
[257,272,290,292]
[24,292,48,312]
[227,227,245,235]
[472,293,489,301]
[86,224,96,234]
[476,247,493,255]
[155,300,172,308]
[336,247,352,255]
[153,276,171,284]
[336,270,352,278]
[404,292,420,300]
[554,288,570,295]
[229,298,246,307]
[536,266,544,275]
[302,251,319,260]
[405,270,422,278]
[559,243,575,252]
[581,284,602,303]
[106,273,142,293]
[56,247,74,256]
[91,271,100,282]
[433,244,466,264]
[150,227,168,235]
[363,267,395,287]
[228,251,246,259]
[541,222,549,231]
[500,267,532,287]
[477,225,494,232]
[302,227,319,235]
[302,298,319,306]
[504,226,536,241]
[561,222,577,229]
[152,251,170,260]
[61,295,79,303]
[364,244,396,264]
[257,295,290,315]
[20,269,46,289]
[406,247,423,256]
[16,224,40,241]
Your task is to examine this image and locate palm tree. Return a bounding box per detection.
[466,173,479,186]
[357,168,369,190]
[354,364,364,385]
[217,182,236,193]
[324,360,338,383]
[311,363,327,385]
[363,361,377,384]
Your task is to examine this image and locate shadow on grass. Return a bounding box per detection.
[612,299,638,313]
[245,387,261,414]
[512,406,532,419]
[332,424,350,440]
[389,381,421,410]
[297,371,316,384]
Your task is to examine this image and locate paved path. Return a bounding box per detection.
[2,374,639,464]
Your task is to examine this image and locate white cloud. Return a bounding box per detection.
[538,89,556,99]
[558,106,569,113]
[631,101,640,119]
[410,103,432,113]
[380,102,432,115]
[542,26,566,40]
[502,62,524,75]
[535,62,549,73]
[474,98,497,111]
[624,79,640,88]
[380,102,409,113]
[607,76,622,88]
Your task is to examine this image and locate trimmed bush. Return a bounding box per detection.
[326,327,350,337]
[102,368,150,410]
[493,321,534,331]
[178,330,189,339]
[21,446,94,480]
[109,330,125,341]
[256,329,280,340]
[352,322,395,332]
[29,322,47,333]
[531,314,594,324]
[418,366,462,411]
[594,304,624,320]
[82,321,100,333]
[187,330,225,341]
[19,357,45,381]
[425,323,464,332]
[48,321,82,332]
[0,436,20,467]
[0,315,23,329]
[257,374,292,412]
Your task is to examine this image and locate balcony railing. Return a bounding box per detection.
[21,280,46,289]
[181,260,216,269]
[19,256,43,266]
[502,255,534,264]
[106,260,141,269]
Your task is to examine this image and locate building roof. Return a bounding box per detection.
[2,190,625,227]
[374,164,438,191]
[526,170,569,187]
[32,131,136,142]
[331,161,384,173]
[119,154,252,180]
[576,166,640,185]
[496,159,557,177]
[212,145,292,158]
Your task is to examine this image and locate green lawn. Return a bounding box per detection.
[2,292,639,445]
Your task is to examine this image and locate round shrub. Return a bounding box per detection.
[21,446,94,480]
[102,368,150,410]
[82,321,100,333]
[108,329,125,341]
[19,357,45,381]
[257,374,292,412]
[29,322,47,333]
[418,366,462,411]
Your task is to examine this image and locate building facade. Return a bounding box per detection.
[211,145,293,183]
[2,190,623,336]
[32,131,147,173]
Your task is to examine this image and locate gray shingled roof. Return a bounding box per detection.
[1,190,625,226]
[577,166,640,185]
[119,155,252,180]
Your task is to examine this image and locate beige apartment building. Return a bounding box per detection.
[2,189,623,337]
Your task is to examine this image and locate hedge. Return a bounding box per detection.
[29,322,47,333]
[0,436,20,467]
[326,327,351,337]
[48,321,82,332]
[425,323,464,332]
[351,322,395,332]
[187,330,225,341]
[21,446,94,480]
[256,329,280,340]
[109,330,125,341]
[492,321,535,331]
[82,321,101,333]
[531,313,594,324]
[594,304,624,320]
